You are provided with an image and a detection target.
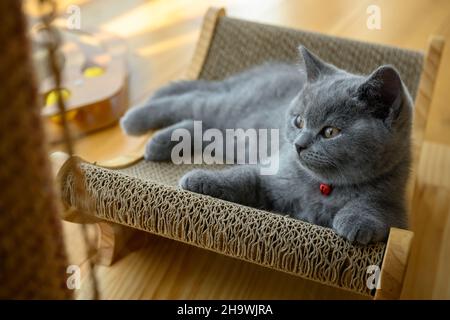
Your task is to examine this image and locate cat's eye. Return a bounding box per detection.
[322,126,341,139]
[294,116,304,129]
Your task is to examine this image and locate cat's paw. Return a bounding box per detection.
[144,132,174,161]
[144,120,195,161]
[332,214,387,245]
[120,106,152,136]
[144,139,172,161]
[179,170,222,198]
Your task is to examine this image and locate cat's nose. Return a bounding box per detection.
[294,132,313,154]
[295,143,307,154]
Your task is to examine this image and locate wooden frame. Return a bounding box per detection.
[375,35,446,299]
[52,7,446,298]
[374,228,414,299]
[407,36,446,205]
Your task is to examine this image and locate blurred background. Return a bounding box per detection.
[25,0,450,161]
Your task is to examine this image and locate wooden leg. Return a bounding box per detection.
[95,222,144,266]
[374,228,414,300]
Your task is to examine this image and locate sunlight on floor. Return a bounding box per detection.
[136,30,199,56]
[100,0,205,37]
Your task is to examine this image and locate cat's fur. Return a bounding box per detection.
[121,46,412,244]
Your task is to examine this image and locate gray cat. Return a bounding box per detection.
[120,46,412,244]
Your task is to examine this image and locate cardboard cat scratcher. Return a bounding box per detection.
[52,7,445,299]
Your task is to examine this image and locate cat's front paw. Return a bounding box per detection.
[179,170,231,201]
[144,137,173,161]
[332,214,387,245]
[179,170,216,195]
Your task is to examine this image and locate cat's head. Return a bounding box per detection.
[285,46,413,185]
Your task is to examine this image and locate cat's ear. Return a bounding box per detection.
[298,46,335,82]
[358,65,403,119]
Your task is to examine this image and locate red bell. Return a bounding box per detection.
[320,183,332,196]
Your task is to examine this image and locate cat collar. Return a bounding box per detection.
[319,183,332,196]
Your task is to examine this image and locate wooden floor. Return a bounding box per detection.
[44,0,450,299]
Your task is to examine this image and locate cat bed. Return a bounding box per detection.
[55,7,444,299]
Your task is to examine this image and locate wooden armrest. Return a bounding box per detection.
[375,227,413,299]
[401,142,450,298]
